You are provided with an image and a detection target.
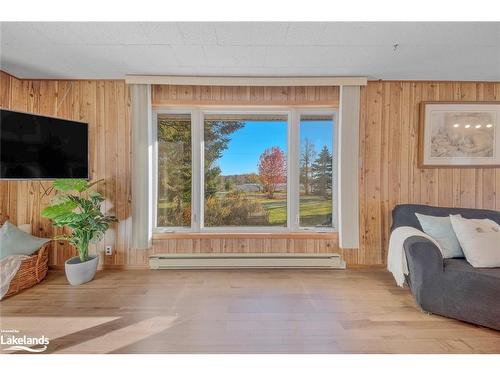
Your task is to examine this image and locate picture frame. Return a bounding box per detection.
[419,102,500,168]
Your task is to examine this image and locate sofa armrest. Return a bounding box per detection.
[404,236,444,273]
[403,236,444,309]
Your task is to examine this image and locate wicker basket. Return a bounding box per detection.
[4,242,50,299]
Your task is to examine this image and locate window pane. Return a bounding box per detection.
[156,114,191,227]
[299,114,334,228]
[204,114,288,227]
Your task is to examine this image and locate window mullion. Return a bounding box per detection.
[288,110,300,232]
[333,110,339,231]
[191,109,202,232]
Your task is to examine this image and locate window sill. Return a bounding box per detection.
[153,232,338,240]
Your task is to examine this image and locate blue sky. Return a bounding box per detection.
[217,120,333,175]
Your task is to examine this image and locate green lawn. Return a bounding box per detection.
[158,193,332,227]
[258,194,332,226]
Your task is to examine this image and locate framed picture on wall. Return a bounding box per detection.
[419,102,500,167]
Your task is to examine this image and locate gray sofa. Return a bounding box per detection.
[391,204,500,331]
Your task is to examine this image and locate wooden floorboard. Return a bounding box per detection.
[1,269,499,354]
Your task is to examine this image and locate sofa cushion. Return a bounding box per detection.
[0,221,49,260]
[442,258,500,330]
[444,258,500,279]
[450,215,500,268]
[415,213,463,258]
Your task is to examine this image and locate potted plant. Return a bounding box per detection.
[42,179,117,285]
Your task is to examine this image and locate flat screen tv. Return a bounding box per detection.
[0,109,89,179]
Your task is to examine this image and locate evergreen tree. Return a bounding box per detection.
[311,145,332,198]
[157,118,193,226]
[204,120,245,197]
[157,118,243,226]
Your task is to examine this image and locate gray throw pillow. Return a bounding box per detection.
[0,221,50,260]
[415,213,464,258]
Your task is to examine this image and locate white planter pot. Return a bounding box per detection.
[64,255,99,286]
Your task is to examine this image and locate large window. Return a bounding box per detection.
[154,109,336,232]
[204,114,288,227]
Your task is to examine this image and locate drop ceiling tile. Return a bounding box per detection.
[176,23,217,45]
[1,22,49,46]
[90,45,179,68]
[170,45,207,67]
[1,43,99,78]
[31,22,94,44]
[379,22,500,46]
[214,22,289,45]
[91,22,151,45]
[203,46,266,67]
[285,22,417,46]
[138,22,184,45]
[284,22,500,47]
[285,23,330,45]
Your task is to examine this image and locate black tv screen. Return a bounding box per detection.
[0,109,89,179]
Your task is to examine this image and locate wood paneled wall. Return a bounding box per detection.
[152,84,339,107]
[359,81,500,264]
[0,71,132,267]
[0,76,347,268]
[2,73,499,267]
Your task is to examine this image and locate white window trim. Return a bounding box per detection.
[152,108,195,233]
[152,107,338,234]
[297,109,339,232]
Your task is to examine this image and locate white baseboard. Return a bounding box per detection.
[149,253,346,269]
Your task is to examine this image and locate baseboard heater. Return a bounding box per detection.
[149,253,346,269]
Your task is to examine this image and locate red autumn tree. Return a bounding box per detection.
[258,147,286,199]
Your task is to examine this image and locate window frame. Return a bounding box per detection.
[297,110,339,232]
[152,108,197,233]
[153,107,338,234]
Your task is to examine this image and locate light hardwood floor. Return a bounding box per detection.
[1,269,499,354]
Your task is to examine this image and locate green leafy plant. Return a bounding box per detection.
[42,179,117,262]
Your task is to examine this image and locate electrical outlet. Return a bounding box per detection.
[105,245,113,256]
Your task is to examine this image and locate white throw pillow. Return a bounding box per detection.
[449,214,500,268]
